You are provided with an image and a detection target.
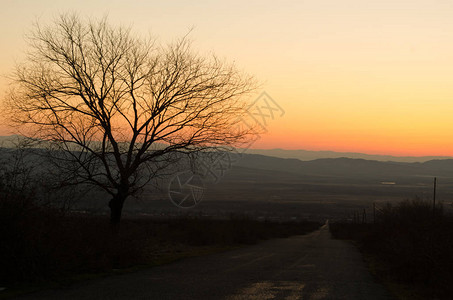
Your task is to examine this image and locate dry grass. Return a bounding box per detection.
[330,198,453,299]
[0,195,320,291]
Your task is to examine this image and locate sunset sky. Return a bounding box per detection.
[1,0,453,156]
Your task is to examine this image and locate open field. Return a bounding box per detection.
[73,163,453,223]
[2,146,453,223]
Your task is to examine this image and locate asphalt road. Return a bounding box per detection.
[17,221,393,299]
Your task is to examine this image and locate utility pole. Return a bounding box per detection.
[433,177,437,216]
[373,202,376,224]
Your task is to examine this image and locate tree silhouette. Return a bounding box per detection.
[6,14,257,226]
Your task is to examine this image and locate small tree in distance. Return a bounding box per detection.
[5,14,257,226]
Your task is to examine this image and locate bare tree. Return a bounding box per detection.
[5,14,257,226]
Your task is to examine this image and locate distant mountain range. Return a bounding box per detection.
[1,135,453,198]
[1,134,451,163]
[243,148,452,163]
[234,154,453,181]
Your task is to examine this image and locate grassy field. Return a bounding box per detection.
[74,165,453,223]
[330,198,453,300]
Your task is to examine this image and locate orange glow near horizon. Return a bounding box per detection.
[1,1,453,157]
[251,131,453,157]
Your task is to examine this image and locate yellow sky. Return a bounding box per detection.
[1,0,453,156]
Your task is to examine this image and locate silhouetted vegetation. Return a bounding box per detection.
[330,198,453,299]
[6,13,258,226]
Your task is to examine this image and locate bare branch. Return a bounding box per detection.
[4,13,259,224]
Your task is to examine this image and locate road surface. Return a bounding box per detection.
[16,221,393,299]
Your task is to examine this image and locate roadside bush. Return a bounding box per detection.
[330,198,453,299]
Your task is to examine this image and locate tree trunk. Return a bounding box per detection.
[108,185,129,232]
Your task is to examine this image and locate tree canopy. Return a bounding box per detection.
[6,14,257,224]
